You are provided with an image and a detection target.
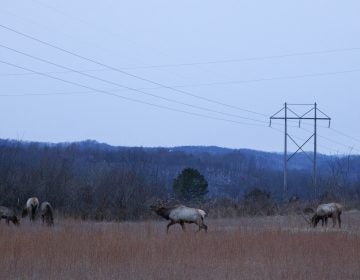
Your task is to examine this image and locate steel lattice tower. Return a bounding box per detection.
[270,103,331,201]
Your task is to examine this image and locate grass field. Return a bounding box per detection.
[1,211,360,280]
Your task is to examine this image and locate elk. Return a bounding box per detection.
[22,197,39,221]
[0,206,19,225]
[311,202,343,228]
[40,202,54,226]
[151,202,208,233]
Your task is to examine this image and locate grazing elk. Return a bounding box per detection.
[0,206,19,225]
[22,197,39,221]
[311,202,343,228]
[151,203,208,233]
[40,202,54,226]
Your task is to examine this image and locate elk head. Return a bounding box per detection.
[12,216,20,225]
[310,214,317,227]
[21,208,28,218]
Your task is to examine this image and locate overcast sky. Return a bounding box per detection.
[1,0,360,154]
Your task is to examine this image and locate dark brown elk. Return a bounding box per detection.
[0,206,19,225]
[151,203,207,233]
[40,202,54,226]
[22,197,39,221]
[311,203,343,228]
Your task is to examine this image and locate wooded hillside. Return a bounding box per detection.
[1,139,359,220]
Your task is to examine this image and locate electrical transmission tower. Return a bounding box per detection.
[270,103,331,201]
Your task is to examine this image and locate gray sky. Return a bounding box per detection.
[1,0,360,154]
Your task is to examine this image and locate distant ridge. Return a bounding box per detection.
[1,138,360,201]
[0,138,355,172]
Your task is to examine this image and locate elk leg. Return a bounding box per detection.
[325,217,328,227]
[32,208,36,221]
[6,218,9,225]
[179,221,186,232]
[314,216,320,227]
[196,218,206,232]
[202,223,208,233]
[197,224,208,233]
[166,220,175,233]
[196,224,201,232]
[200,216,208,232]
[332,216,336,227]
[337,214,341,228]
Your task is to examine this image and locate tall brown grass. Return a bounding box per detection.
[1,212,360,280]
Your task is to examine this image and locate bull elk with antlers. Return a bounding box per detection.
[151,201,208,233]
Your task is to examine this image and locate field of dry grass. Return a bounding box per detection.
[1,211,360,280]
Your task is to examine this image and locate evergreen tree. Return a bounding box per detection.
[173,168,208,202]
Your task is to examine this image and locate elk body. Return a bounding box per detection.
[22,197,39,221]
[151,204,208,233]
[40,202,54,226]
[0,206,19,225]
[311,202,342,228]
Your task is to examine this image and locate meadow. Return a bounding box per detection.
[1,211,360,280]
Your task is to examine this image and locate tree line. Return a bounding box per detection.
[0,139,359,220]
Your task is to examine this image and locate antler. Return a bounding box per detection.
[151,198,167,209]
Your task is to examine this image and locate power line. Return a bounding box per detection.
[0,69,103,76]
[29,0,147,57]
[329,127,360,144]
[0,45,359,155]
[0,89,95,97]
[116,47,360,70]
[2,61,358,155]
[2,67,360,89]
[0,5,198,86]
[0,7,145,71]
[3,12,359,155]
[5,89,353,152]
[0,43,268,124]
[270,103,332,199]
[2,48,357,72]
[166,69,360,88]
[0,59,270,128]
[20,1,360,69]
[301,126,360,153]
[278,121,360,153]
[3,23,360,125]
[275,120,360,153]
[0,23,267,118]
[299,120,360,146]
[320,136,360,153]
[2,26,360,153]
[4,83,356,154]
[2,90,352,152]
[318,134,360,154]
[302,123,360,147]
[269,125,338,153]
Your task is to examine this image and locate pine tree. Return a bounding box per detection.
[173,168,208,202]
